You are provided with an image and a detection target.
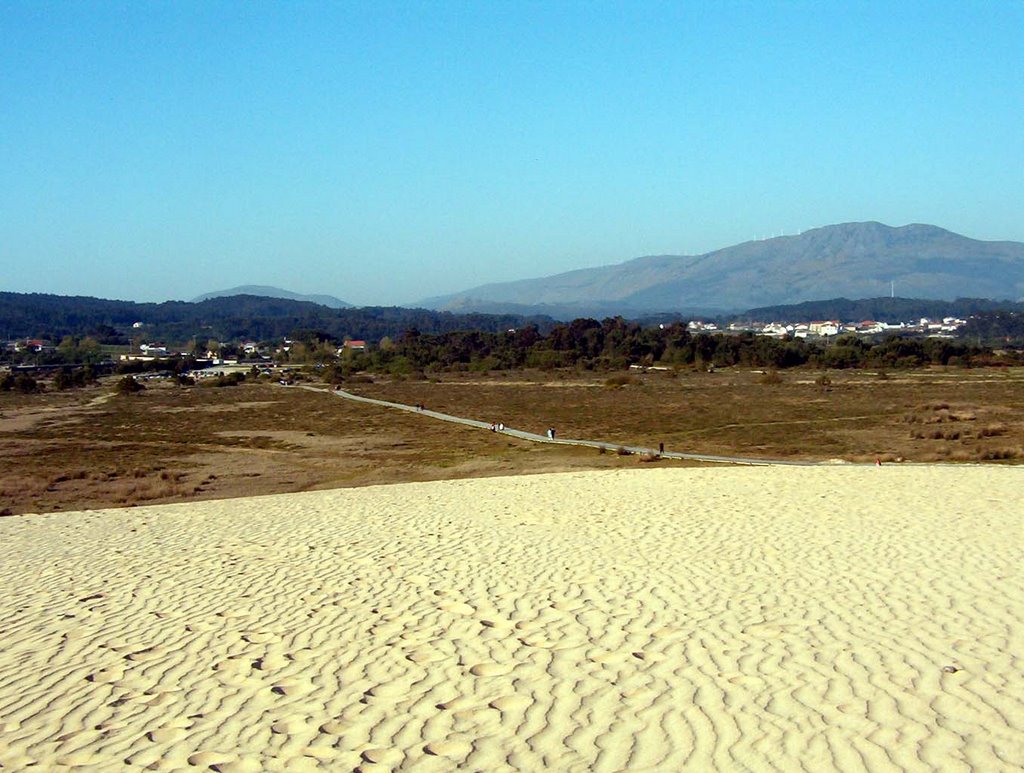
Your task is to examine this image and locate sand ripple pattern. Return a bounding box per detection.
[0,467,1021,771]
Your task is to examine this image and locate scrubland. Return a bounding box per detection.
[3,366,1024,515]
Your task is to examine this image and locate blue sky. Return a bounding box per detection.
[2,1,1021,305]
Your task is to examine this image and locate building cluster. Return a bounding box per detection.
[2,316,973,365]
[687,316,967,339]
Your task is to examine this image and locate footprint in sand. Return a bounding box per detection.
[439,600,475,615]
[147,726,188,743]
[144,691,181,707]
[290,648,318,663]
[452,707,500,725]
[436,695,478,712]
[630,651,665,662]
[217,608,253,619]
[217,673,254,688]
[86,667,124,684]
[425,739,473,758]
[406,648,446,664]
[187,750,237,767]
[364,681,413,699]
[517,634,553,648]
[726,674,765,689]
[837,701,868,715]
[270,718,308,735]
[519,633,586,650]
[213,657,252,674]
[489,694,532,712]
[270,679,313,697]
[480,619,513,631]
[590,651,630,665]
[125,646,166,662]
[213,759,264,773]
[254,654,290,671]
[318,719,351,735]
[299,745,341,764]
[242,631,280,644]
[361,747,403,765]
[469,663,513,677]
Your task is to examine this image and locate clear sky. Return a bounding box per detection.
[2,1,1021,306]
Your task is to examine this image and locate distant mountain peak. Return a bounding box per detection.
[421,222,1024,318]
[192,285,351,309]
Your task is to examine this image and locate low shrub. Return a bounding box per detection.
[114,376,144,396]
[978,423,1008,437]
[604,374,639,388]
[977,447,1022,461]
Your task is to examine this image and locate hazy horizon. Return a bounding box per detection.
[2,2,1022,306]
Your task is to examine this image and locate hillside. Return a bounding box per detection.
[423,222,1024,317]
[0,293,553,344]
[191,285,351,308]
[734,297,1024,324]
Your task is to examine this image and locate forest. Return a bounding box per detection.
[321,318,1003,381]
[0,292,554,343]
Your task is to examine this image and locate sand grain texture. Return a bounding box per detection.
[0,467,1021,771]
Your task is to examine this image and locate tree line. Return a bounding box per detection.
[323,317,1002,380]
[0,292,554,343]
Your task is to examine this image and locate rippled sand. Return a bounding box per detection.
[0,467,1021,771]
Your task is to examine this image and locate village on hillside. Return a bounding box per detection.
[689,315,968,338]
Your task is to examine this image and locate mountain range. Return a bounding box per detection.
[192,285,351,309]
[421,222,1024,318]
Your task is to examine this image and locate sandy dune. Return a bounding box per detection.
[0,467,1021,771]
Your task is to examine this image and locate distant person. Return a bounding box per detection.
[498,422,505,431]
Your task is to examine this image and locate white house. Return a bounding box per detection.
[808,320,841,336]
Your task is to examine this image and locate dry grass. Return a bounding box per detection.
[3,365,1024,515]
[0,378,657,515]
[354,367,1024,466]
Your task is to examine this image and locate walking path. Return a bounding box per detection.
[296,384,815,467]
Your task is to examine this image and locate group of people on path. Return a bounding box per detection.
[486,421,557,440]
